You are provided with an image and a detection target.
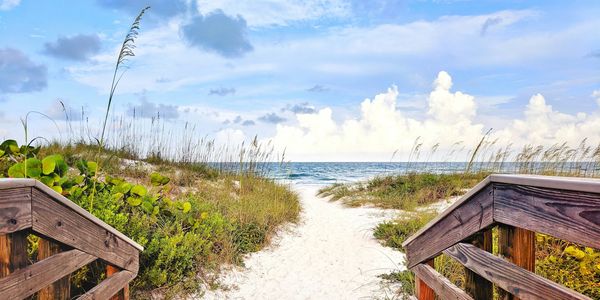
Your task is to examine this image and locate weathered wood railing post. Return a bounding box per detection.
[0,179,142,300]
[107,265,129,300]
[464,230,493,300]
[402,174,600,300]
[498,225,535,300]
[415,259,435,300]
[0,232,28,277]
[38,239,70,300]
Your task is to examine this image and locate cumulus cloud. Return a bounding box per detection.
[127,98,179,119]
[268,71,600,161]
[181,10,253,58]
[307,84,329,92]
[209,87,236,96]
[0,0,20,10]
[0,48,47,94]
[259,113,287,124]
[44,34,101,61]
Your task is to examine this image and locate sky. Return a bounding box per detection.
[0,0,599,161]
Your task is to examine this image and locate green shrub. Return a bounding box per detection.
[374,212,436,251]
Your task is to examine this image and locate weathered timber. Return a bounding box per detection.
[498,225,535,300]
[444,243,591,300]
[78,270,136,300]
[415,259,435,300]
[0,249,95,300]
[31,189,139,272]
[405,185,494,268]
[0,231,29,277]
[494,183,600,249]
[107,265,128,300]
[38,239,71,300]
[0,187,32,234]
[411,263,472,300]
[464,230,493,300]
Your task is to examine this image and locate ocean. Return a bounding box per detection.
[266,162,472,185]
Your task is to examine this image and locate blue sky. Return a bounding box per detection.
[1,0,599,161]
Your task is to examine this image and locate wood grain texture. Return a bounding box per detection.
[412,263,472,300]
[38,238,71,300]
[493,183,600,249]
[31,189,139,272]
[464,230,493,300]
[444,243,591,300]
[415,260,435,300]
[405,185,494,268]
[0,249,95,300]
[106,265,126,300]
[0,187,32,234]
[78,270,135,300]
[0,231,29,278]
[498,225,535,300]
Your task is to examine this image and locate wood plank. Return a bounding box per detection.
[0,230,29,277]
[38,238,71,300]
[0,249,95,300]
[31,189,139,272]
[0,187,32,234]
[77,270,135,300]
[412,263,472,300]
[494,183,600,249]
[444,243,591,300]
[404,185,494,268]
[464,230,492,300]
[107,265,126,300]
[498,225,535,300]
[415,260,435,300]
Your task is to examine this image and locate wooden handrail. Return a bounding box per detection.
[0,179,142,299]
[404,174,600,300]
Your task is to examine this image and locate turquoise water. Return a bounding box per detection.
[267,162,471,185]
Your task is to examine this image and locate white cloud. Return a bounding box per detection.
[594,90,600,106]
[0,0,20,11]
[266,72,600,161]
[194,0,350,27]
[268,71,484,161]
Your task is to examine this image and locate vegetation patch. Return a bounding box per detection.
[0,140,300,298]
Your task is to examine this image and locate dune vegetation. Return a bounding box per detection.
[319,140,600,299]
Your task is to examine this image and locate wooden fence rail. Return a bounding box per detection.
[0,179,143,300]
[402,174,600,300]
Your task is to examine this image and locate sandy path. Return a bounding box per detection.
[201,184,405,300]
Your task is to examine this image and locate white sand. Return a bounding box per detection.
[200,184,405,300]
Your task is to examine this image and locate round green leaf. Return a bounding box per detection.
[127,196,142,206]
[8,163,25,178]
[131,184,147,197]
[87,161,98,175]
[51,185,63,194]
[42,156,57,175]
[24,158,42,178]
[141,200,154,214]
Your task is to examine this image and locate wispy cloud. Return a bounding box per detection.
[0,0,20,11]
[284,102,317,114]
[307,84,329,92]
[127,97,179,119]
[209,87,236,96]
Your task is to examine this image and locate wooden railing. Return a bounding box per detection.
[0,179,143,300]
[403,174,600,300]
